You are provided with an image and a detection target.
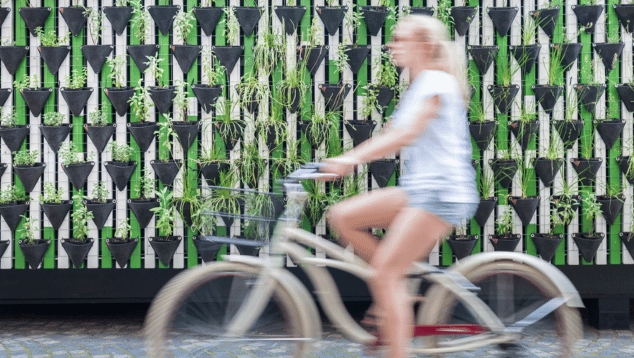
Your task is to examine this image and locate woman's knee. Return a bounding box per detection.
[326,202,350,231]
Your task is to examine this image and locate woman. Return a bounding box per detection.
[321,15,479,357]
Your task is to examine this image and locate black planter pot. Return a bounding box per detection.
[106,237,138,268]
[449,6,477,37]
[193,236,223,263]
[530,233,563,262]
[105,161,137,192]
[554,120,584,150]
[258,123,284,151]
[552,43,583,71]
[148,86,176,115]
[304,205,325,227]
[200,162,230,186]
[128,44,160,73]
[620,232,634,259]
[151,160,181,187]
[0,201,29,233]
[0,88,10,108]
[489,159,518,190]
[345,120,376,147]
[593,43,624,72]
[103,6,133,35]
[616,84,634,112]
[446,235,478,260]
[320,83,351,112]
[616,156,634,184]
[240,160,265,189]
[0,46,28,75]
[572,233,604,262]
[61,238,94,268]
[0,240,8,259]
[533,85,563,114]
[571,4,603,33]
[0,8,9,29]
[571,158,602,186]
[369,159,397,188]
[359,6,389,36]
[596,119,625,150]
[172,121,199,152]
[81,45,113,73]
[149,236,181,266]
[87,199,115,231]
[212,46,243,75]
[62,161,95,191]
[487,7,517,37]
[191,84,222,114]
[510,45,541,74]
[489,234,521,252]
[85,124,115,153]
[597,195,624,226]
[19,7,51,36]
[468,45,498,75]
[370,85,395,110]
[298,45,328,76]
[14,163,45,193]
[552,193,581,221]
[41,200,72,231]
[61,88,93,117]
[234,6,262,36]
[148,5,180,35]
[19,239,50,269]
[104,87,135,117]
[489,85,519,114]
[508,120,539,151]
[40,124,72,153]
[316,6,347,36]
[0,124,29,152]
[235,239,262,257]
[469,121,497,151]
[59,6,88,37]
[613,4,634,33]
[193,7,224,36]
[171,45,202,74]
[299,121,330,149]
[534,157,563,188]
[174,200,193,228]
[215,122,246,150]
[38,46,70,75]
[0,163,7,179]
[509,196,540,226]
[274,6,306,35]
[215,197,245,228]
[474,197,496,227]
[21,88,52,117]
[344,45,371,74]
[409,7,434,16]
[575,84,605,114]
[236,86,259,114]
[128,122,158,153]
[530,7,559,39]
[128,198,159,229]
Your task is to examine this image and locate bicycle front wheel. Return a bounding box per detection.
[145,261,320,358]
[416,260,582,357]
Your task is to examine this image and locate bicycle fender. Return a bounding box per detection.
[450,252,584,308]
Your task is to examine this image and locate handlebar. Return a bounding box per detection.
[282,163,339,181]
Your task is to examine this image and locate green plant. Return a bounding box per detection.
[63,67,88,89]
[129,80,153,122]
[173,80,190,122]
[115,0,128,6]
[59,142,94,166]
[253,16,283,76]
[91,181,109,203]
[208,170,242,221]
[521,16,538,46]
[581,55,601,85]
[236,75,269,119]
[238,142,266,188]
[344,5,363,45]
[20,215,38,244]
[332,43,349,74]
[435,0,452,28]
[199,145,227,164]
[301,179,329,227]
[106,54,127,88]
[201,51,225,86]
[478,171,495,199]
[271,138,307,176]
[223,7,240,44]
[144,56,165,87]
[135,170,155,199]
[114,218,132,240]
[34,27,70,46]
[542,127,563,160]
[174,9,195,44]
[517,104,537,123]
[88,107,109,126]
[582,193,602,236]
[469,101,493,122]
[0,107,16,128]
[546,44,565,85]
[549,198,576,235]
[13,149,38,166]
[580,138,597,159]
[563,89,578,122]
[43,111,65,126]
[155,120,175,160]
[130,0,151,44]
[514,155,536,198]
[109,141,133,162]
[496,59,519,87]
[306,16,322,46]
[372,50,398,88]
[13,75,39,91]
[359,86,379,118]
[71,195,94,240]
[496,206,515,236]
[40,183,64,204]
[0,185,28,204]
[151,188,178,236]
[86,8,105,44]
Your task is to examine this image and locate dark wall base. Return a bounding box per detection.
[586,298,630,330]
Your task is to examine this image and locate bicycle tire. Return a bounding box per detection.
[144,261,321,358]
[415,260,582,357]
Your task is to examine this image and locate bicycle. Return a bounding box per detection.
[144,163,583,357]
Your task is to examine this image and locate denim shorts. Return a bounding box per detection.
[401,186,478,226]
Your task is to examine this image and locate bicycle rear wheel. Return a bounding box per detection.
[415,260,581,357]
[145,261,320,358]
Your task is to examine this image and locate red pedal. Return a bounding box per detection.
[413,324,488,337]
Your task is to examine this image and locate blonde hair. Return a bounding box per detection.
[396,15,470,107]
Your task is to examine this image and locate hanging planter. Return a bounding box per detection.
[533,157,563,188]
[298,45,328,76]
[552,43,583,71]
[551,194,579,220]
[257,123,284,151]
[61,238,94,268]
[171,45,202,74]
[572,233,604,262]
[61,88,93,117]
[106,237,138,268]
[149,236,181,266]
[571,4,603,33]
[148,86,176,115]
[571,158,602,186]
[0,240,8,259]
[446,235,478,260]
[359,6,390,36]
[200,161,230,186]
[85,123,115,153]
[530,233,563,262]
[59,6,88,37]
[148,5,180,35]
[103,6,133,35]
[62,161,95,191]
[215,197,245,228]
[489,234,521,252]
[235,240,262,257]
[38,46,70,75]
[21,88,52,117]
[18,7,51,36]
[616,156,634,184]
[193,7,224,36]
[0,46,28,75]
[613,4,634,33]
[14,162,45,193]
[299,121,330,149]
[509,196,540,226]
[212,45,243,75]
[596,119,625,150]
[174,200,193,228]
[487,7,518,37]
[369,85,394,110]
[344,120,376,147]
[0,89,9,108]
[489,158,518,190]
[469,121,497,151]
[616,84,634,112]
[0,201,29,233]
[191,84,222,114]
[409,7,434,16]
[449,6,477,37]
[488,84,519,113]
[234,6,262,36]
[151,159,181,187]
[510,45,540,74]
[530,7,559,39]
[192,236,224,263]
[508,120,539,151]
[81,45,113,73]
[343,45,371,74]
[41,200,72,231]
[215,122,246,150]
[128,198,159,229]
[575,84,605,114]
[532,85,563,114]
[0,124,29,152]
[553,120,583,150]
[104,87,135,117]
[315,6,347,36]
[474,197,497,227]
[104,161,137,192]
[320,83,351,112]
[620,232,634,259]
[0,8,9,29]
[40,124,72,153]
[369,159,397,188]
[19,239,50,269]
[468,45,498,75]
[597,195,624,226]
[128,122,158,153]
[274,6,306,35]
[128,44,160,73]
[87,199,115,231]
[304,205,325,227]
[471,159,479,171]
[282,87,301,114]
[593,43,624,72]
[172,121,199,152]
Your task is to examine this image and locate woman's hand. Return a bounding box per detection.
[317,156,360,181]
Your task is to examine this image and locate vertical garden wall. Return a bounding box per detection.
[0,0,632,272]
